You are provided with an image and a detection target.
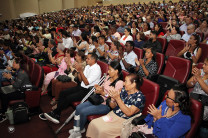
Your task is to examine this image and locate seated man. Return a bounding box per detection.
[119,41,137,71]
[181,24,195,42]
[40,53,101,124]
[142,31,162,53]
[0,58,31,123]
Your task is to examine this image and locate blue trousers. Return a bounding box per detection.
[74,101,110,130]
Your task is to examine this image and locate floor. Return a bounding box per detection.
[0,95,87,138]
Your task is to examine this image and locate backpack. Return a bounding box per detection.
[11,102,30,124]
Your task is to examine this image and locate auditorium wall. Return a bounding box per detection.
[0,0,183,21]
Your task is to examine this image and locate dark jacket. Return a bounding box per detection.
[10,69,31,89]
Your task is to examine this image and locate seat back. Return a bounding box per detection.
[21,54,29,71]
[198,43,208,63]
[159,22,168,29]
[156,53,165,74]
[97,60,109,77]
[157,37,167,53]
[163,56,191,83]
[165,40,185,57]
[140,78,160,115]
[74,36,80,42]
[185,99,202,138]
[31,64,43,87]
[196,32,204,42]
[133,48,143,59]
[28,59,35,79]
[80,28,85,32]
[122,70,129,81]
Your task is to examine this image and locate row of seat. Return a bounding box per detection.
[72,60,202,138]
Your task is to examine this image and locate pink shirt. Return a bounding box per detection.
[101,75,124,105]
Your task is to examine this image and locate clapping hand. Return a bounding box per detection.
[147,104,166,121]
[108,87,120,100]
[192,67,201,79]
[74,62,82,73]
[139,59,144,66]
[2,72,12,80]
[94,84,103,94]
[135,58,140,66]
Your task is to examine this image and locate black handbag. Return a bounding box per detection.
[56,75,71,82]
[129,132,157,138]
[88,93,104,105]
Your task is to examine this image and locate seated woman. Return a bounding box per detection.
[91,26,101,38]
[86,74,145,138]
[41,50,75,95]
[103,41,121,64]
[141,22,151,36]
[134,32,145,48]
[42,46,65,74]
[162,26,181,42]
[135,47,158,78]
[119,28,133,45]
[73,32,88,52]
[85,36,98,56]
[195,19,208,40]
[0,58,31,122]
[154,23,164,37]
[69,61,123,138]
[136,88,191,137]
[177,33,202,66]
[50,51,86,108]
[187,58,208,121]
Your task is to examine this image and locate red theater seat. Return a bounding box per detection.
[165,40,185,57]
[163,56,191,83]
[156,53,165,74]
[198,43,208,63]
[133,47,143,59]
[157,37,167,53]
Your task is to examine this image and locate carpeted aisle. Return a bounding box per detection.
[0,95,87,138]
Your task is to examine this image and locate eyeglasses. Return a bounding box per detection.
[166,94,176,102]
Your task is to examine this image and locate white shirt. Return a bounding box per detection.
[119,35,133,45]
[81,63,101,88]
[96,44,108,57]
[62,37,73,49]
[182,33,191,42]
[72,29,82,36]
[149,22,154,29]
[85,44,95,55]
[180,23,187,33]
[120,51,138,71]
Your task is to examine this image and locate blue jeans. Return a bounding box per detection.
[74,101,110,130]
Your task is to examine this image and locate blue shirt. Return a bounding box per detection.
[145,101,191,138]
[113,88,145,119]
[134,40,144,48]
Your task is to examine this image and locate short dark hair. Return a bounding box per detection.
[49,39,56,47]
[91,36,98,43]
[126,41,135,49]
[99,35,106,41]
[88,52,98,62]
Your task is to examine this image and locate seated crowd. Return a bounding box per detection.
[0,0,207,138]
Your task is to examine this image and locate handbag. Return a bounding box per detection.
[88,93,104,105]
[56,75,71,82]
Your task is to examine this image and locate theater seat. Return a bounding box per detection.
[74,36,80,42]
[122,70,129,81]
[133,47,143,59]
[97,60,109,77]
[27,58,35,79]
[159,22,168,29]
[165,40,185,57]
[140,78,160,115]
[157,37,167,53]
[198,43,208,63]
[9,64,43,108]
[156,53,165,74]
[163,56,191,83]
[80,28,85,32]
[196,32,204,41]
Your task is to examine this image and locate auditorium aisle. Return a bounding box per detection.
[0,95,87,138]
